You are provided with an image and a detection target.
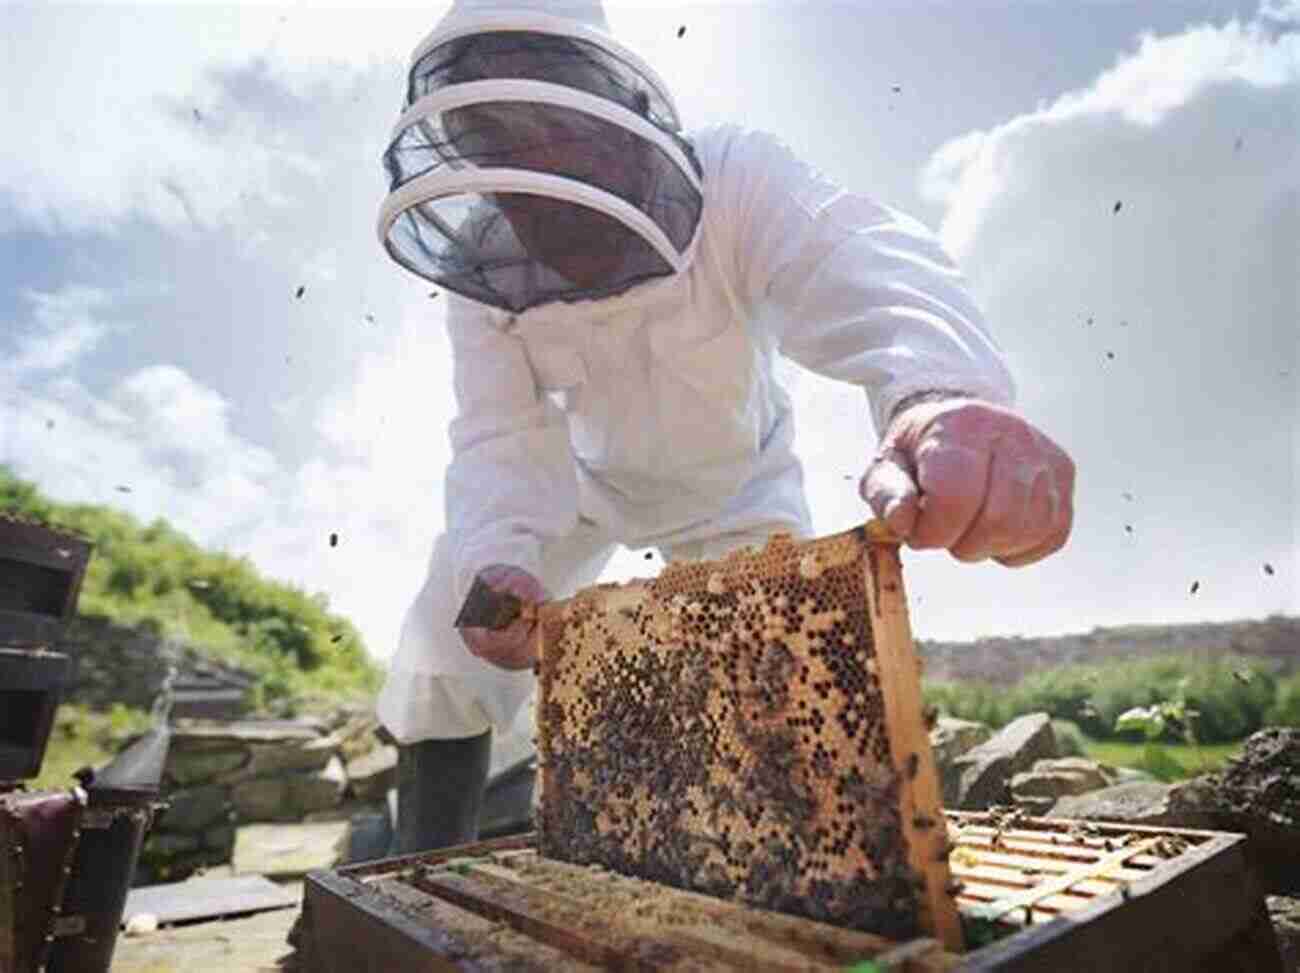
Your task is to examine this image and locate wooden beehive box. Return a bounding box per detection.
[300,815,1282,971]
[0,513,92,648]
[0,514,91,784]
[299,522,1283,970]
[533,523,959,947]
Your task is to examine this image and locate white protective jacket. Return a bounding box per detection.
[443,123,1016,607]
[381,123,1017,754]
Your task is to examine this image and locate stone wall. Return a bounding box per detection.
[138,709,395,882]
[59,614,252,713]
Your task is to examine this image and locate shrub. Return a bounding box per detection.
[924,655,1280,743]
[1267,672,1300,726]
[923,681,1012,728]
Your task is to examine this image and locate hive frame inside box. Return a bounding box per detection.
[534,522,961,948]
[300,815,1281,972]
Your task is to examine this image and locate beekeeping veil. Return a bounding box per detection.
[378,0,704,313]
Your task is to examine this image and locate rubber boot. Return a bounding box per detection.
[393,729,491,854]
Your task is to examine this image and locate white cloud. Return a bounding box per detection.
[0,287,111,377]
[1260,0,1300,25]
[924,18,1300,258]
[0,5,420,235]
[902,8,1298,637]
[1,281,453,661]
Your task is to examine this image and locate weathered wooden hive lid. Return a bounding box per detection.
[0,513,94,648]
[0,647,72,782]
[0,515,90,783]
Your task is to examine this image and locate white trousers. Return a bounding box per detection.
[375,518,806,757]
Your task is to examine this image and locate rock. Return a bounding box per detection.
[1111,766,1157,785]
[144,832,201,857]
[930,717,993,765]
[123,912,158,937]
[235,736,337,780]
[232,821,349,878]
[171,721,334,783]
[232,777,296,822]
[287,755,348,814]
[303,799,384,824]
[204,823,236,854]
[158,784,230,833]
[1011,757,1115,812]
[949,713,1058,810]
[168,745,250,786]
[346,745,397,802]
[1192,728,1300,893]
[930,718,993,807]
[1050,779,1217,828]
[1268,896,1300,973]
[172,720,323,744]
[326,712,386,765]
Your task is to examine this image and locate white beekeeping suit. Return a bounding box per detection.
[375,0,1016,752]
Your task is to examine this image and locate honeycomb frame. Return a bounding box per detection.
[534,522,961,949]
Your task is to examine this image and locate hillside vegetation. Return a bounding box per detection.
[924,653,1299,743]
[2,466,381,707]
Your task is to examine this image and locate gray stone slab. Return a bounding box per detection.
[171,720,321,744]
[232,776,295,822]
[235,735,337,779]
[158,784,230,833]
[287,755,347,814]
[345,744,397,802]
[232,821,349,879]
[122,875,298,927]
[168,745,249,786]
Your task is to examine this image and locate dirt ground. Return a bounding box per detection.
[110,885,303,973]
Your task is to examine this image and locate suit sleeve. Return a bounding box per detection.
[707,126,1016,434]
[441,296,578,607]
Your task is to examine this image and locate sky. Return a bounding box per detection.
[1,0,1296,669]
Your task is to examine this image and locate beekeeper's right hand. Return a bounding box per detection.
[458,564,548,671]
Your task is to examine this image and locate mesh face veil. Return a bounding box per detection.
[378,3,704,313]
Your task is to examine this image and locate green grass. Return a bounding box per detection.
[1081,738,1244,781]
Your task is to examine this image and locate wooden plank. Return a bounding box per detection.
[951,827,1190,868]
[948,815,1224,847]
[306,862,600,973]
[949,846,1149,885]
[333,832,535,883]
[304,869,476,973]
[416,868,728,971]
[950,833,1163,873]
[123,875,298,926]
[368,878,602,971]
[962,839,1158,923]
[864,529,962,952]
[466,852,951,970]
[947,862,1111,903]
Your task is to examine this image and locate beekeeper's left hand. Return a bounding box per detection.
[860,397,1075,566]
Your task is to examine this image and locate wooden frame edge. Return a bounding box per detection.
[864,533,963,952]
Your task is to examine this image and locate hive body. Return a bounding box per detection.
[535,524,957,945]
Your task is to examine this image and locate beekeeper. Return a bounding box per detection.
[375,0,1075,852]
